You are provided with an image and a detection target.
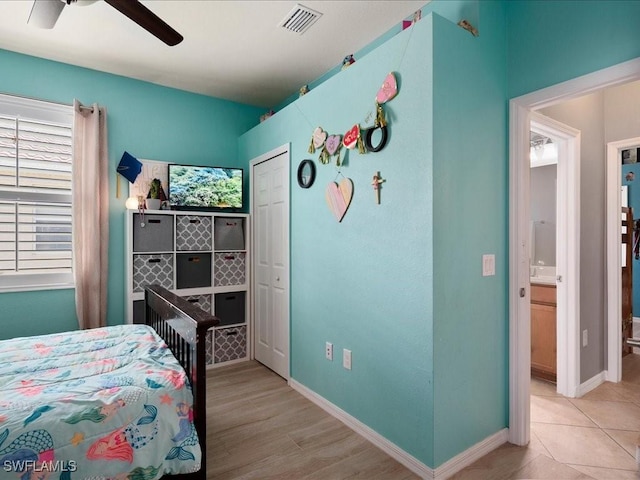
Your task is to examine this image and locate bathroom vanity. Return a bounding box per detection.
[531,281,557,382]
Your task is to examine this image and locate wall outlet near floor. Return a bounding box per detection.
[325,342,333,361]
[343,349,352,370]
[582,329,588,347]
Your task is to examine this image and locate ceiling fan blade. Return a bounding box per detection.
[104,0,183,46]
[28,0,66,29]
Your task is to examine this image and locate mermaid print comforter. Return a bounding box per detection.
[0,324,201,480]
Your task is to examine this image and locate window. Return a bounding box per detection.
[0,94,73,292]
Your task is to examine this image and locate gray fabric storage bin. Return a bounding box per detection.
[214,291,246,326]
[133,253,173,292]
[214,217,244,250]
[182,293,212,314]
[176,253,212,289]
[133,300,145,324]
[176,215,212,251]
[214,252,246,286]
[133,214,174,252]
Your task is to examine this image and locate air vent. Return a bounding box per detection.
[278,4,322,34]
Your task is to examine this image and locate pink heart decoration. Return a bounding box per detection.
[313,127,327,149]
[343,125,360,150]
[376,72,398,104]
[325,178,354,222]
[325,135,341,156]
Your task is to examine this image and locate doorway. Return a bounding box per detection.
[250,143,291,379]
[528,114,580,398]
[509,58,640,446]
[606,136,640,382]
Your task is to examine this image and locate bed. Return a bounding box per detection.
[0,285,217,480]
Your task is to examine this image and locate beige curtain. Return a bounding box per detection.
[73,100,109,329]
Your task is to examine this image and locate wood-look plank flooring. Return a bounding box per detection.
[205,360,420,480]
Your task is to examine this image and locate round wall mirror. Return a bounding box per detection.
[297,159,316,188]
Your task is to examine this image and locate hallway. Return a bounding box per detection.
[451,354,640,479]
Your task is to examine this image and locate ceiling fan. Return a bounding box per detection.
[28,0,183,46]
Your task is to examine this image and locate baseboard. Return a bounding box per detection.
[289,378,434,479]
[578,370,605,396]
[289,378,508,480]
[433,428,508,479]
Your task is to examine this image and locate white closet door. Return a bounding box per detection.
[252,148,289,378]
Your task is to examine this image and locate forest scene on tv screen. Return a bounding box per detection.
[170,166,242,208]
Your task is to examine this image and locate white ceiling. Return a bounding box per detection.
[0,1,427,108]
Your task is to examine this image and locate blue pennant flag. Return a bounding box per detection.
[117,151,143,184]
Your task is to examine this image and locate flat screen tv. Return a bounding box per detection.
[168,164,243,211]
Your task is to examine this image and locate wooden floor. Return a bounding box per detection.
[206,360,420,479]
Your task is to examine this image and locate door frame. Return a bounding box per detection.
[509,57,640,446]
[606,136,640,382]
[530,112,581,399]
[249,143,291,378]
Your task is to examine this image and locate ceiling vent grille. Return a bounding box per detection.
[278,4,322,34]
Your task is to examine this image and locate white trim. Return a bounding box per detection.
[576,371,606,397]
[250,143,291,379]
[530,113,581,399]
[509,100,531,446]
[509,57,640,446]
[606,136,640,382]
[289,378,434,479]
[0,92,73,124]
[433,429,509,480]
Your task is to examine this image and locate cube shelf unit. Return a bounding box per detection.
[125,210,250,367]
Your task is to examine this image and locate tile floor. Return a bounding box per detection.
[451,354,640,479]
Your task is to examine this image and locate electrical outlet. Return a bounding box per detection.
[582,329,588,347]
[343,349,352,370]
[325,342,333,361]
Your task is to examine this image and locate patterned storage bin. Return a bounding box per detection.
[133,253,173,292]
[213,325,247,363]
[214,252,246,286]
[182,294,212,314]
[176,215,212,251]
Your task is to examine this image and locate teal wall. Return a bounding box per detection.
[239,4,508,467]
[0,49,262,340]
[239,14,437,465]
[507,0,640,99]
[432,5,508,465]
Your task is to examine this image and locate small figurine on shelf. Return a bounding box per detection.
[341,54,355,70]
[260,110,275,122]
[299,85,309,97]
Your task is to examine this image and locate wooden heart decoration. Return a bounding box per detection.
[313,127,327,149]
[325,135,341,156]
[376,72,398,104]
[325,178,354,222]
[343,124,360,150]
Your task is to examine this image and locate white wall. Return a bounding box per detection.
[542,91,606,382]
[604,80,640,143]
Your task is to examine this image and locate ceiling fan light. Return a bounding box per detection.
[28,0,66,29]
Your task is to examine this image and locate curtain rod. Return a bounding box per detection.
[0,91,100,113]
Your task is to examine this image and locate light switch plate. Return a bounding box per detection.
[482,254,495,276]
